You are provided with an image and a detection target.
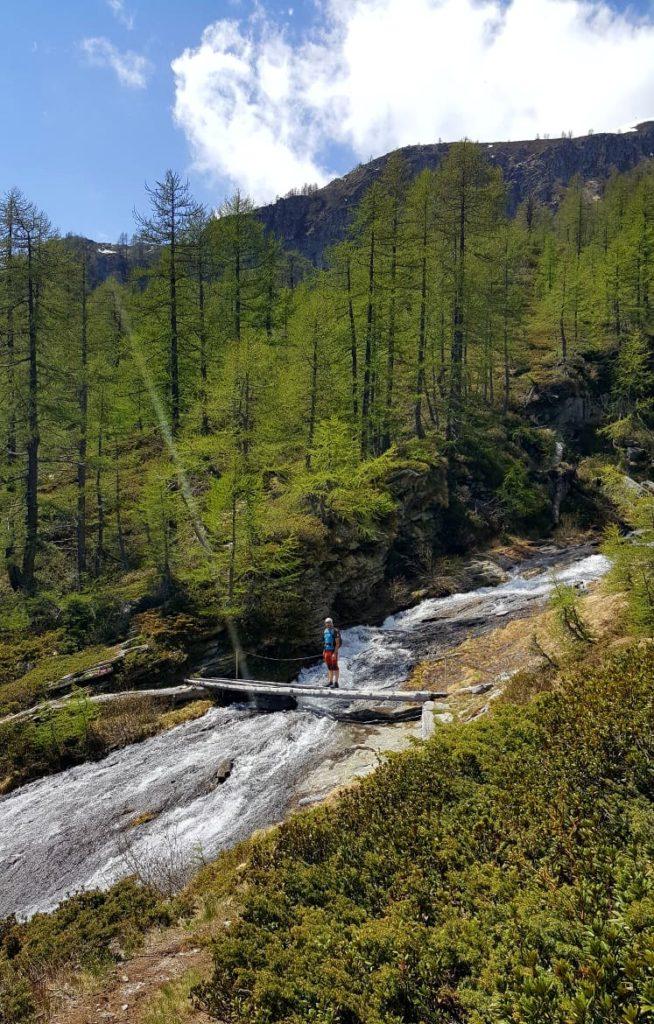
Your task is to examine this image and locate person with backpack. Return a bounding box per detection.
[323,617,341,688]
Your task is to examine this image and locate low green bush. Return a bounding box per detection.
[4,880,175,970]
[604,495,654,637]
[194,644,654,1023]
[0,697,101,791]
[499,461,550,527]
[0,880,178,1022]
[59,592,130,651]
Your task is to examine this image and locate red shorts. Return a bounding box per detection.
[323,650,339,670]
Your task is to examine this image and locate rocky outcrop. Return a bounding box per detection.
[523,354,613,444]
[258,121,654,265]
[61,236,158,289]
[464,559,509,588]
[302,457,451,629]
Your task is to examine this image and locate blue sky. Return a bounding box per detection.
[0,1,288,239]
[1,0,653,241]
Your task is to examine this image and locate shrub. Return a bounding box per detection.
[0,962,34,1024]
[499,461,549,526]
[60,593,129,650]
[1,880,175,982]
[194,645,654,1023]
[549,580,594,645]
[603,496,654,637]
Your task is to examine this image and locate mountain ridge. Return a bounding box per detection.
[67,121,654,282]
[257,120,654,264]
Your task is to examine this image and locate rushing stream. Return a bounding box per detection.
[0,546,610,920]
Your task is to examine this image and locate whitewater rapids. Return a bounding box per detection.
[0,548,610,919]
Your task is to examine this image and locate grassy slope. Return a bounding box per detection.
[0,607,210,793]
[192,642,654,1023]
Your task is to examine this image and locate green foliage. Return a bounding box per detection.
[0,641,119,716]
[0,961,34,1024]
[59,592,129,651]
[308,418,359,475]
[511,424,558,463]
[603,496,654,636]
[0,879,177,1021]
[0,154,651,671]
[498,461,549,526]
[549,580,594,645]
[0,694,100,791]
[193,645,654,1023]
[613,331,654,416]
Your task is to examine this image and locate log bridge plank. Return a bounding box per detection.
[187,677,448,704]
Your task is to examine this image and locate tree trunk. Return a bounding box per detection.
[306,322,319,468]
[415,214,428,439]
[383,201,399,450]
[198,267,209,434]
[94,413,105,576]
[346,255,358,423]
[447,179,466,442]
[560,257,568,362]
[169,204,180,435]
[234,213,242,344]
[502,244,510,414]
[361,227,376,455]
[4,210,18,585]
[228,486,237,603]
[22,235,39,592]
[76,260,89,584]
[115,447,128,571]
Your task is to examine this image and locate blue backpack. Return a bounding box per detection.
[324,627,340,651]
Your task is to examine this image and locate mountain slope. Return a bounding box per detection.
[257,120,654,264]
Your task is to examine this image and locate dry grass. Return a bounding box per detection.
[92,697,213,752]
[158,701,213,730]
[46,860,242,1024]
[47,927,214,1024]
[408,585,628,717]
[92,694,158,747]
[140,969,213,1024]
[128,811,159,829]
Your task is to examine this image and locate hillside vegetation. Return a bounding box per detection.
[0,145,652,676]
[2,488,654,1022]
[190,644,654,1024]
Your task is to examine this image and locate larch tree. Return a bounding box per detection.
[0,189,22,580]
[135,171,203,435]
[378,153,409,450]
[434,142,504,441]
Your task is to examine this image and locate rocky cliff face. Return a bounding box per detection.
[257,121,654,265]
[78,122,654,285]
[61,236,158,290]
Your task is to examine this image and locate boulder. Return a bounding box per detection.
[464,559,509,588]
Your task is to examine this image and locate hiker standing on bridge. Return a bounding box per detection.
[323,617,341,688]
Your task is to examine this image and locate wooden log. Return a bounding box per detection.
[45,643,150,696]
[88,685,208,706]
[0,685,207,726]
[187,677,448,704]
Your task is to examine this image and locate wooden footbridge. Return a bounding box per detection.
[187,676,454,736]
[187,677,448,704]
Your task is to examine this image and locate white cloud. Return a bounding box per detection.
[172,0,654,203]
[107,0,134,30]
[172,21,331,202]
[82,36,151,88]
